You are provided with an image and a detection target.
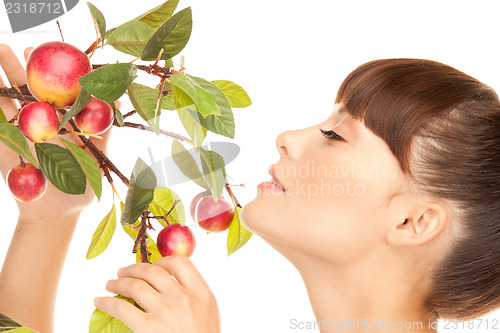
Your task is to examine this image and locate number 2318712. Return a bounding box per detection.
[5,2,62,14]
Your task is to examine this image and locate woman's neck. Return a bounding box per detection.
[273,242,439,333]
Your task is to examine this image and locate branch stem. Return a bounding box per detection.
[117,121,193,146]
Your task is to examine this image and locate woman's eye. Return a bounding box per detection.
[319,128,346,142]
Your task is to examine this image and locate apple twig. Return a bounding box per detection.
[84,39,100,55]
[116,121,193,146]
[0,85,37,102]
[92,63,171,78]
[225,183,242,208]
[55,108,130,186]
[149,199,181,226]
[133,213,151,264]
[122,110,136,119]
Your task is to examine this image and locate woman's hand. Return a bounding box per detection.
[95,255,221,333]
[0,43,114,332]
[0,43,111,223]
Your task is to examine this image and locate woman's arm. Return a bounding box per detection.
[0,43,111,332]
[0,214,80,332]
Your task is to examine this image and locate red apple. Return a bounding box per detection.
[157,224,196,257]
[190,191,208,221]
[18,102,59,143]
[195,195,234,232]
[74,97,114,135]
[26,41,92,108]
[7,163,47,202]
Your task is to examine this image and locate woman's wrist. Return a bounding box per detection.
[17,210,82,226]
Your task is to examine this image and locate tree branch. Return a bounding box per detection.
[117,121,193,146]
[55,109,130,186]
[92,63,171,78]
[0,85,36,102]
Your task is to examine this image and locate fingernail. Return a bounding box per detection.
[94,296,102,306]
[106,279,115,289]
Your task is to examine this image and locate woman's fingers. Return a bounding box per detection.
[117,262,177,294]
[0,44,27,86]
[94,296,146,332]
[23,47,33,62]
[105,277,162,313]
[154,255,210,290]
[0,74,19,119]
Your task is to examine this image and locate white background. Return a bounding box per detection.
[1,0,500,332]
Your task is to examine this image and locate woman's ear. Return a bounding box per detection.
[386,202,448,247]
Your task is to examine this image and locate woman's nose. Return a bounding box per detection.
[275,127,311,160]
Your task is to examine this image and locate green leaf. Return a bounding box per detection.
[171,139,208,189]
[111,102,123,126]
[78,63,137,102]
[86,205,116,259]
[186,86,235,139]
[87,2,106,49]
[121,158,157,226]
[127,83,161,134]
[141,7,192,61]
[170,74,220,118]
[0,312,21,331]
[0,123,38,167]
[135,0,179,30]
[199,148,226,200]
[149,186,185,227]
[212,80,252,108]
[3,328,38,333]
[227,206,252,255]
[35,143,87,195]
[162,93,175,110]
[177,107,207,146]
[106,21,155,57]
[60,138,102,200]
[121,220,162,264]
[171,83,195,109]
[0,107,6,123]
[59,88,92,131]
[89,295,140,332]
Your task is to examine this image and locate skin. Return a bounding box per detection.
[240,105,453,332]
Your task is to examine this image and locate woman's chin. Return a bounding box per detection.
[239,200,259,234]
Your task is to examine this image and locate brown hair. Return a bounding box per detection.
[335,58,500,319]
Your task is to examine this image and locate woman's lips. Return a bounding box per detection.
[257,181,285,194]
[268,165,286,191]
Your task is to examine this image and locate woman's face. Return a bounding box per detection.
[240,104,408,264]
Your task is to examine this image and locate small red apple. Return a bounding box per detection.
[26,41,92,108]
[157,224,196,257]
[190,191,209,221]
[18,101,59,143]
[195,195,234,232]
[6,163,47,202]
[74,97,114,135]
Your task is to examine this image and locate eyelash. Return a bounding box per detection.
[319,128,345,142]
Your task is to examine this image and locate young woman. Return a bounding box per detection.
[1,44,499,332]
